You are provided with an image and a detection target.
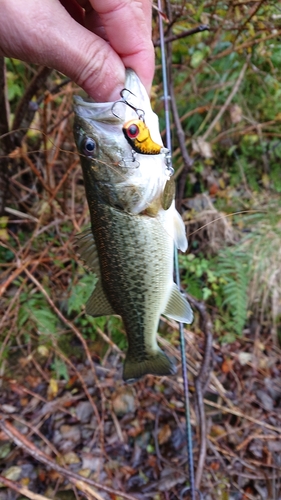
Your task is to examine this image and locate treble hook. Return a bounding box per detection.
[111,88,145,121]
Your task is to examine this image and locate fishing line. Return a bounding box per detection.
[157,2,202,499]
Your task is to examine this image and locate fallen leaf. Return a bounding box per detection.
[237,352,252,365]
[158,424,172,445]
[63,451,81,465]
[221,358,233,373]
[230,104,243,124]
[1,466,22,483]
[192,137,213,158]
[1,404,17,413]
[47,378,59,400]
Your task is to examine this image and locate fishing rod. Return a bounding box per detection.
[157,3,203,499]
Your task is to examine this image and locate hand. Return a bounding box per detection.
[0,0,155,101]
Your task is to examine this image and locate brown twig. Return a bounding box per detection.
[204,399,281,434]
[154,24,210,46]
[209,29,281,62]
[163,14,194,212]
[202,58,249,141]
[0,475,51,500]
[169,82,194,211]
[233,0,267,44]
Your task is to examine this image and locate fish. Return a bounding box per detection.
[73,69,193,382]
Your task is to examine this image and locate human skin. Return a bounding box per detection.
[0,0,155,102]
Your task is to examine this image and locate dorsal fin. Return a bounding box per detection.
[75,227,100,274]
[76,227,116,317]
[163,283,193,324]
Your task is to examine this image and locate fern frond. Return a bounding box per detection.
[217,248,250,335]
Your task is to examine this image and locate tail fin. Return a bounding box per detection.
[123,349,176,382]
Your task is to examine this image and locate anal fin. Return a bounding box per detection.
[86,279,116,317]
[163,283,193,324]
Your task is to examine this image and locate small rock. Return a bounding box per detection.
[54,425,82,452]
[81,428,94,441]
[75,401,94,423]
[1,404,17,414]
[112,386,136,416]
[60,425,81,443]
[81,452,103,471]
[256,389,274,411]
[20,464,36,480]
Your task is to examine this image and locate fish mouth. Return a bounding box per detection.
[73,69,150,123]
[73,96,121,123]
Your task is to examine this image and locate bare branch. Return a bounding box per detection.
[154,25,210,46]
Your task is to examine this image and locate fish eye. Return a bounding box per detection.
[83,137,96,157]
[127,123,139,139]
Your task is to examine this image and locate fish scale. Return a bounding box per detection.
[88,189,174,379]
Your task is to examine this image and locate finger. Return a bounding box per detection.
[88,0,155,94]
[0,0,125,101]
[75,0,107,40]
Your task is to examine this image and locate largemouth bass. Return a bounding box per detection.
[73,69,193,381]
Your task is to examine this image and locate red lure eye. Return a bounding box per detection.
[126,123,139,139]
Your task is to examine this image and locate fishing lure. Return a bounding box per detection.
[111,86,174,210]
[122,119,163,155]
[112,88,165,156]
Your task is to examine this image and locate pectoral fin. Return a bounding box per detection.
[156,206,187,252]
[164,283,193,324]
[174,211,188,252]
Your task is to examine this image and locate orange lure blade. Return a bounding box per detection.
[122,119,163,155]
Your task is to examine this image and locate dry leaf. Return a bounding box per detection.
[47,378,59,400]
[158,424,172,445]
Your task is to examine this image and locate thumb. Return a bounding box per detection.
[0,0,126,101]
